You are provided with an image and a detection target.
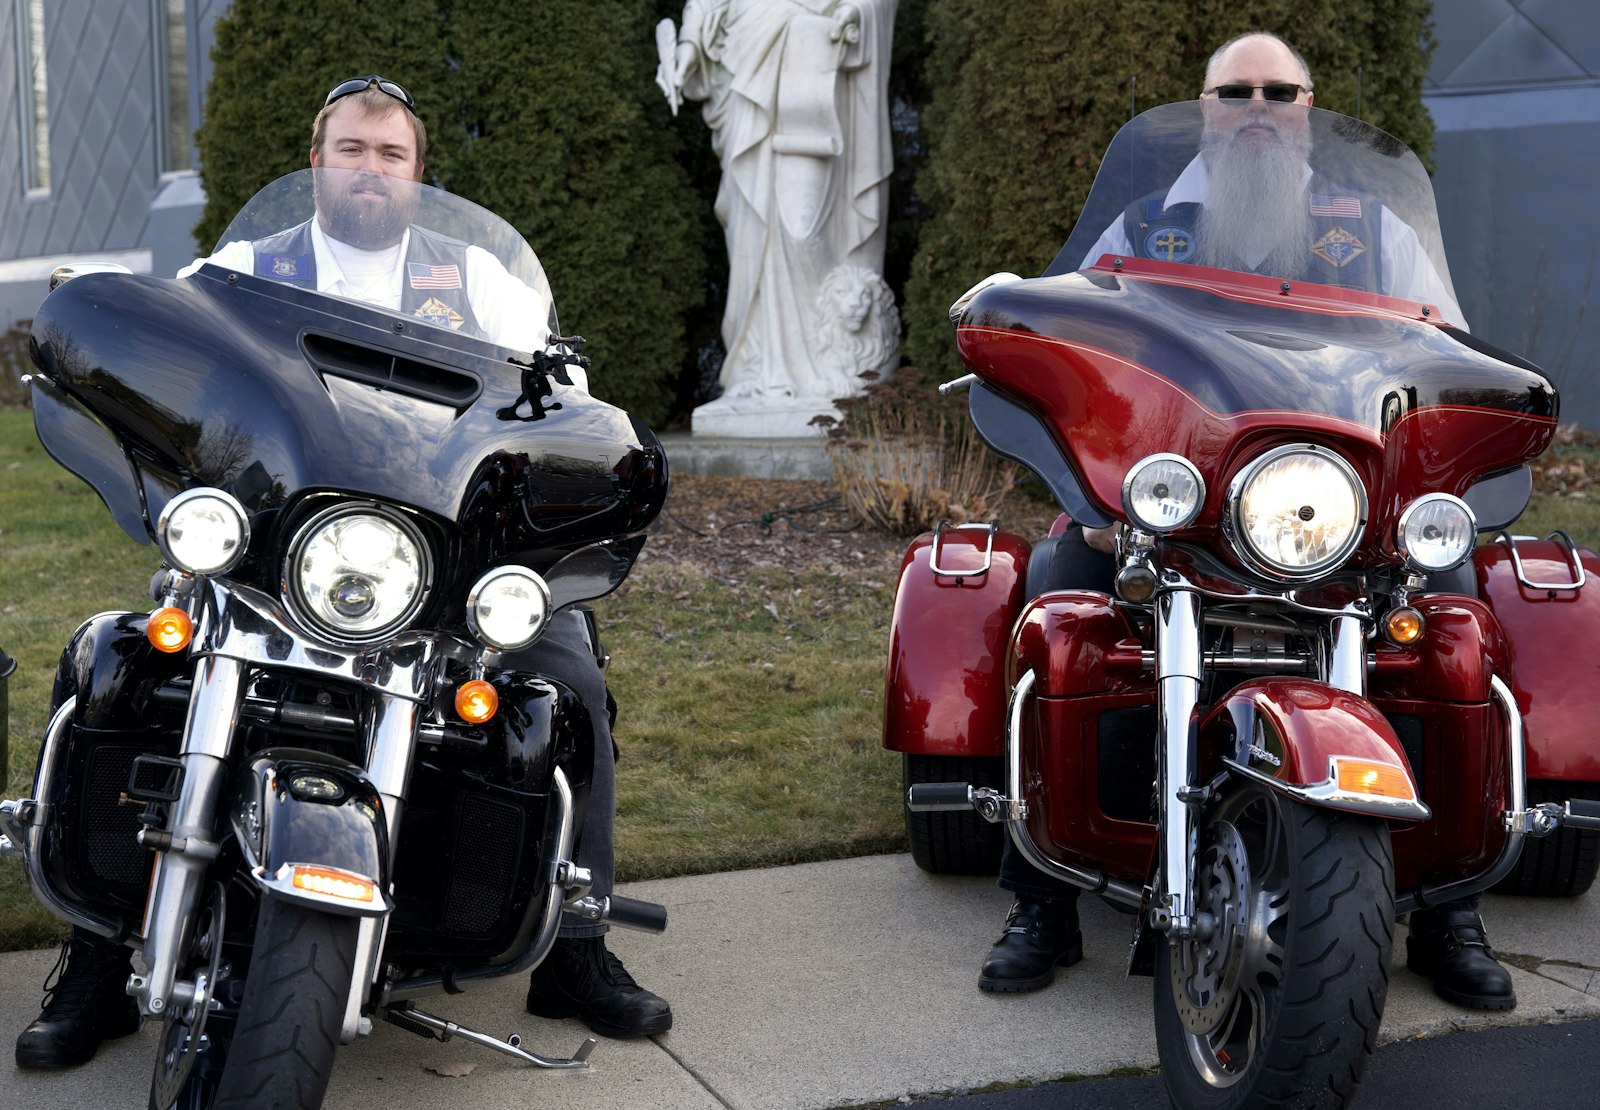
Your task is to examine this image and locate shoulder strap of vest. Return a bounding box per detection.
[250,219,317,287]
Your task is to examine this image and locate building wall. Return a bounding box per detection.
[1425,0,1600,429]
[0,0,222,326]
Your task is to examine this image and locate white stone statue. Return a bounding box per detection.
[656,0,900,437]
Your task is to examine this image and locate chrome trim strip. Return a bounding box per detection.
[0,697,121,938]
[1002,670,1144,907]
[1221,757,1432,821]
[1494,531,1586,591]
[1324,614,1367,695]
[1396,674,1528,914]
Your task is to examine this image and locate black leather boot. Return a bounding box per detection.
[1406,907,1517,1011]
[15,931,140,1069]
[979,897,1084,993]
[527,934,673,1038]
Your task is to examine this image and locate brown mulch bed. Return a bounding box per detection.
[637,475,1060,578]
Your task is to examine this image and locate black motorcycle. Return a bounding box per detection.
[0,170,669,1109]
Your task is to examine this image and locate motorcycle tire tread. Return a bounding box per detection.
[1492,781,1600,898]
[903,754,1005,876]
[206,898,358,1110]
[1156,785,1395,1110]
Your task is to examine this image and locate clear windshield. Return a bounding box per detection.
[1049,101,1462,324]
[201,168,557,349]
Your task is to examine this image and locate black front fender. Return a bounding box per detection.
[232,748,392,918]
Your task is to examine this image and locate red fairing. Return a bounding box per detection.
[1198,679,1415,800]
[1369,596,1511,704]
[882,529,1030,757]
[1476,539,1600,781]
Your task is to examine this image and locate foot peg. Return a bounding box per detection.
[562,893,669,933]
[384,1003,597,1069]
[907,782,1021,823]
[1506,798,1600,836]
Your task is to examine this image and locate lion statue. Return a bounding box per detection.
[813,264,901,398]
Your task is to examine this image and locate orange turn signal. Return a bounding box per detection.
[1334,758,1414,801]
[147,607,193,653]
[455,679,499,724]
[1384,606,1424,645]
[289,864,376,904]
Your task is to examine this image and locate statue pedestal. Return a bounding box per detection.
[691,395,842,439]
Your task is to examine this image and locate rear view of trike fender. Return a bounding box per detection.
[1201,679,1430,822]
[883,525,1030,758]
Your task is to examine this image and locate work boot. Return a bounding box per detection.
[15,931,140,1069]
[526,934,673,1038]
[1405,907,1517,1011]
[979,897,1084,993]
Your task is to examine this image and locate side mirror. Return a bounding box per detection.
[49,262,134,291]
[948,272,1022,327]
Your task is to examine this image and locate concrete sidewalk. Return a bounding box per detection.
[2,853,1597,1109]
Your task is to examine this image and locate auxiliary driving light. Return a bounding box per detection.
[156,488,250,576]
[466,565,551,651]
[1397,493,1476,573]
[455,679,499,724]
[1122,454,1206,533]
[147,607,194,653]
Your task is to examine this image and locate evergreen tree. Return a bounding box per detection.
[903,0,1437,379]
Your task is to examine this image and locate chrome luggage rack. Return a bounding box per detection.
[1494,531,1586,591]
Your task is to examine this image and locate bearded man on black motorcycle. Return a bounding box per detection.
[976,31,1517,1014]
[16,73,670,1072]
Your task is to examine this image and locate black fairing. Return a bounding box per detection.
[29,267,668,603]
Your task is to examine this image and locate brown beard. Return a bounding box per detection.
[312,168,420,250]
[1195,113,1315,278]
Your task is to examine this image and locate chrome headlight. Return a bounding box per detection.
[1122,453,1206,533]
[1226,445,1367,578]
[1397,493,1476,573]
[286,505,430,641]
[467,566,551,651]
[157,488,250,575]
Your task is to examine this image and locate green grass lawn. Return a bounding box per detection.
[2,401,1598,952]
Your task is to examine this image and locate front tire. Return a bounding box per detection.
[1154,782,1394,1109]
[152,896,358,1110]
[904,753,1004,875]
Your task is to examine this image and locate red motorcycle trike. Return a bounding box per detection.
[886,102,1600,1106]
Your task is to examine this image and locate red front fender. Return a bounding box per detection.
[1200,679,1429,822]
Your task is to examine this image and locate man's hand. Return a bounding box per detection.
[1082,524,1118,555]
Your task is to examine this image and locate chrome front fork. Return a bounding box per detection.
[130,655,244,1017]
[1153,590,1202,937]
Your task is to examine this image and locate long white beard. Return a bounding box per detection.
[1195,127,1315,278]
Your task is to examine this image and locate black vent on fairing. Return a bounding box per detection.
[440,793,524,934]
[302,332,483,408]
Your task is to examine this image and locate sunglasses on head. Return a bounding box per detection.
[1208,83,1307,103]
[324,75,417,116]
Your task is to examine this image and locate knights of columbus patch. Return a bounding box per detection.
[1145,226,1195,263]
[1310,226,1366,268]
[414,296,465,331]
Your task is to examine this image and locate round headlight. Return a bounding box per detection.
[1122,453,1206,533]
[1227,445,1367,578]
[287,505,429,641]
[1398,494,1476,573]
[157,488,250,575]
[467,566,551,651]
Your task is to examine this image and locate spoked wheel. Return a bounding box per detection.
[1154,781,1395,1109]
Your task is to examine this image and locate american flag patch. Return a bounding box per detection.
[408,262,462,289]
[1310,194,1362,218]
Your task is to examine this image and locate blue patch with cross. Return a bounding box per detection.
[1144,225,1195,263]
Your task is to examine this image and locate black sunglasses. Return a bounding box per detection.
[324,75,417,116]
[1208,83,1307,103]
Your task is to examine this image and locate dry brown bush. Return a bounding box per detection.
[815,365,1015,536]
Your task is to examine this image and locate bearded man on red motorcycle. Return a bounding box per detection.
[974,31,1516,1014]
[14,73,671,1074]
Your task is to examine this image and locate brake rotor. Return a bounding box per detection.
[1170,819,1251,1036]
[149,882,227,1109]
